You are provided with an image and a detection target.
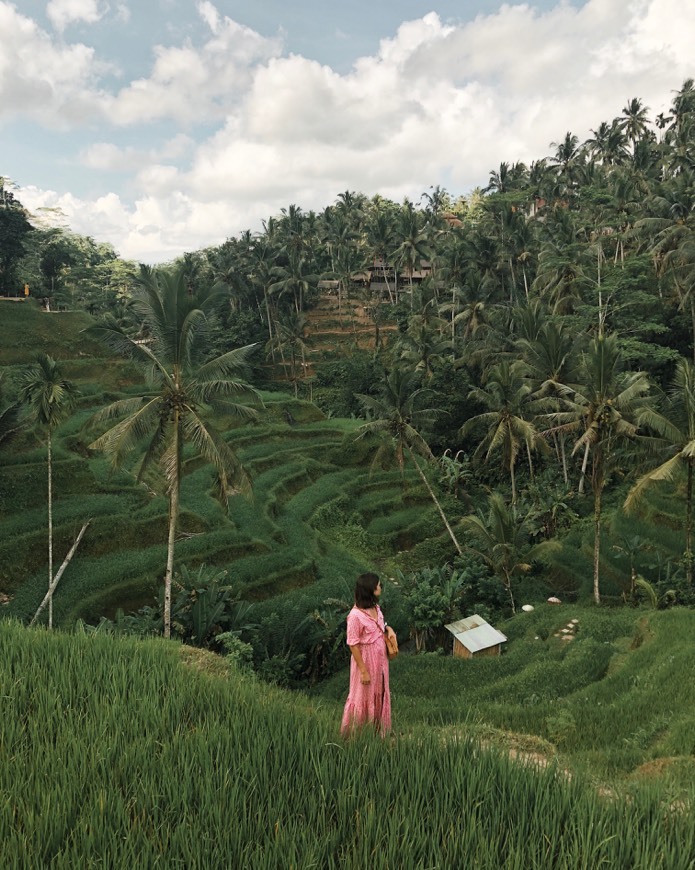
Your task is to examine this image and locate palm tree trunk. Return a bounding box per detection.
[47,431,53,629]
[264,289,274,346]
[408,449,463,556]
[503,571,516,614]
[593,482,602,605]
[526,440,534,479]
[522,265,529,301]
[559,433,568,485]
[164,417,181,639]
[578,441,590,494]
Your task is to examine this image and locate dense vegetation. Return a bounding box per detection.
[1,618,693,868]
[1,82,695,865]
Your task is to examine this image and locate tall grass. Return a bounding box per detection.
[1,620,692,869]
[318,607,695,790]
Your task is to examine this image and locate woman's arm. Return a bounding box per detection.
[348,644,371,684]
[382,612,396,640]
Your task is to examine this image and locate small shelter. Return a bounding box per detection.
[444,614,507,660]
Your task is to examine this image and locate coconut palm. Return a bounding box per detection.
[550,334,652,603]
[355,367,463,555]
[517,311,580,484]
[86,264,261,638]
[620,97,650,152]
[18,354,78,628]
[392,200,432,298]
[459,492,532,613]
[461,360,542,504]
[266,311,310,397]
[625,357,695,584]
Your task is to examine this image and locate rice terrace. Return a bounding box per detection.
[2,77,695,868]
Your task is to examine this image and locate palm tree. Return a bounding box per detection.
[517,311,579,484]
[355,367,464,555]
[636,174,695,356]
[550,334,652,603]
[620,97,650,152]
[87,264,261,638]
[549,131,583,197]
[459,492,532,613]
[461,360,542,504]
[625,357,695,584]
[584,119,629,166]
[18,354,78,628]
[266,311,310,396]
[364,199,397,302]
[392,200,432,300]
[532,208,590,314]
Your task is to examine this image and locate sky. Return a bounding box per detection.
[1,0,694,263]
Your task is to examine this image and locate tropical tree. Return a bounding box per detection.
[459,492,532,613]
[0,179,33,295]
[18,354,78,628]
[355,367,464,555]
[625,357,695,584]
[517,311,580,483]
[392,200,432,299]
[620,97,650,152]
[266,311,310,396]
[550,334,652,603]
[461,360,543,504]
[87,264,261,638]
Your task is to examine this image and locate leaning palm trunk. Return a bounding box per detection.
[264,290,274,349]
[578,441,590,494]
[30,522,90,626]
[163,415,182,639]
[408,448,463,556]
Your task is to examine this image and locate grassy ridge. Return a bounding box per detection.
[316,605,695,790]
[1,619,693,869]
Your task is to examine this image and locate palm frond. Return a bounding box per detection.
[624,453,684,512]
[89,397,162,467]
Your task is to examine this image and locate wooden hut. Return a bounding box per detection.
[444,615,507,660]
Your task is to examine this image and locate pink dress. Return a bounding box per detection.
[340,605,391,736]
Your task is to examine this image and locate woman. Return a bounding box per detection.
[340,572,395,736]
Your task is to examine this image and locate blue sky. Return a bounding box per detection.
[1,1,693,262]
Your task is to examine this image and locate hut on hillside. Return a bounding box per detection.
[444,615,507,660]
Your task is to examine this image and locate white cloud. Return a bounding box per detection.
[105,5,283,125]
[13,0,695,263]
[0,2,107,125]
[80,134,194,171]
[47,0,105,32]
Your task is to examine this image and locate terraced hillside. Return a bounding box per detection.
[304,290,399,370]
[1,407,454,626]
[0,302,459,627]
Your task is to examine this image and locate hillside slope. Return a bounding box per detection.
[0,299,455,629]
[1,619,693,869]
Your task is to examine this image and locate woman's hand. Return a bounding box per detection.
[385,626,396,640]
[360,669,371,685]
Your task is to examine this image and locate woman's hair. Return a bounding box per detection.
[354,572,380,608]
